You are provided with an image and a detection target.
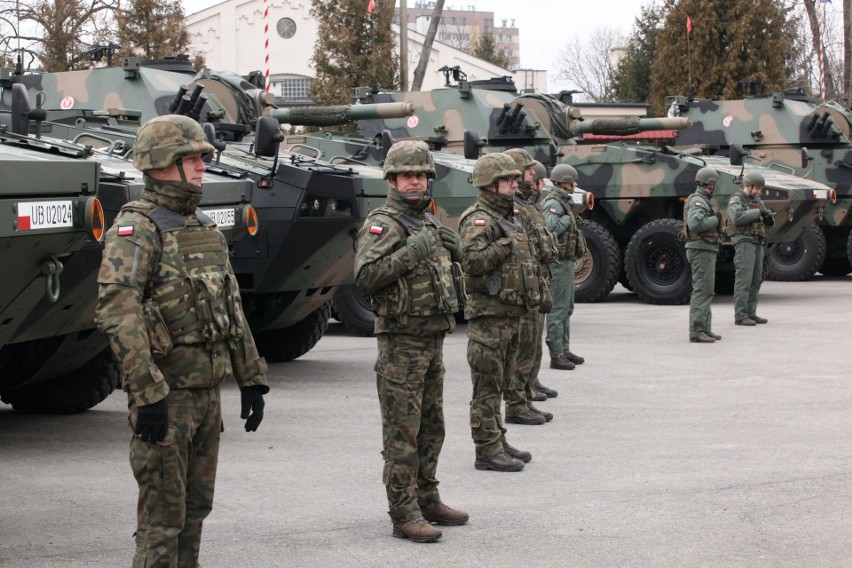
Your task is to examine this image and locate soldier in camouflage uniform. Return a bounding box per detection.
[542,164,587,370]
[502,149,557,426]
[460,153,546,472]
[728,171,773,326]
[95,115,269,568]
[354,140,468,543]
[684,167,724,343]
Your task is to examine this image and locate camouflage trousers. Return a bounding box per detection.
[129,386,222,568]
[467,316,521,459]
[733,240,765,320]
[375,333,446,524]
[686,248,717,338]
[546,259,575,358]
[503,309,543,415]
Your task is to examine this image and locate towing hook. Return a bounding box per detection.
[40,255,64,303]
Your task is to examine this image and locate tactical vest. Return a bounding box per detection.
[683,193,723,244]
[368,206,463,320]
[460,205,544,310]
[126,202,245,354]
[514,197,559,265]
[729,194,768,239]
[543,196,586,260]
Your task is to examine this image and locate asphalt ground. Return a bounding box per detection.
[2,277,852,567]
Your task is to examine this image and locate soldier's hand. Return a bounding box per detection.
[438,226,463,262]
[135,399,169,444]
[240,386,266,432]
[714,211,723,225]
[406,229,437,261]
[761,210,775,227]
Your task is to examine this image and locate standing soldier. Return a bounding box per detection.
[684,166,724,343]
[542,164,587,370]
[502,149,558,426]
[95,115,269,567]
[728,171,773,326]
[460,153,545,472]
[355,140,468,543]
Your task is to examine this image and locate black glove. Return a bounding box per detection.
[240,386,266,432]
[438,226,463,262]
[135,399,169,444]
[714,211,723,225]
[761,210,775,227]
[406,229,437,261]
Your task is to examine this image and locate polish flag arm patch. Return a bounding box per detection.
[117,225,134,236]
[474,219,486,226]
[548,208,558,214]
[369,225,383,235]
[694,202,703,208]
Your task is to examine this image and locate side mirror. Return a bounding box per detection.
[381,129,396,161]
[254,116,284,158]
[11,83,46,135]
[464,130,484,160]
[202,123,226,163]
[801,146,811,169]
[729,143,746,166]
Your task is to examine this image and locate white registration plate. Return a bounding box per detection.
[17,200,74,230]
[202,208,236,228]
[813,190,828,199]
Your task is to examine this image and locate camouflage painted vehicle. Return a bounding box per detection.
[672,90,852,280]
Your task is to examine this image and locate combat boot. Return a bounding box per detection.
[530,390,548,402]
[529,404,553,422]
[392,517,442,542]
[749,314,768,324]
[689,332,716,343]
[550,355,575,370]
[735,317,757,326]
[707,331,722,340]
[503,443,532,463]
[474,450,525,472]
[505,409,546,425]
[535,383,558,398]
[565,352,585,365]
[421,503,469,526]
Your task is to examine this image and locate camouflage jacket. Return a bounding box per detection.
[354,196,458,336]
[95,180,269,407]
[542,191,585,260]
[684,187,722,251]
[727,191,767,243]
[459,190,542,319]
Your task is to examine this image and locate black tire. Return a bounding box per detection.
[818,256,852,276]
[625,218,691,305]
[254,301,332,362]
[846,228,852,271]
[766,221,826,281]
[0,348,121,414]
[574,220,622,303]
[332,284,376,336]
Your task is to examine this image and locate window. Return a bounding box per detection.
[270,77,313,103]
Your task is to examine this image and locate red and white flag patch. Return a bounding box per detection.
[474,219,486,226]
[549,208,558,214]
[369,225,383,235]
[514,209,520,215]
[694,202,703,208]
[117,225,134,236]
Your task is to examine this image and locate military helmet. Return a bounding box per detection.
[532,160,547,181]
[504,148,536,171]
[472,153,521,188]
[383,140,436,179]
[695,167,719,187]
[743,171,765,187]
[550,164,579,184]
[133,114,215,172]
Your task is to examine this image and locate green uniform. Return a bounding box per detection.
[504,184,557,416]
[728,191,767,320]
[684,187,723,338]
[542,190,585,359]
[354,195,460,524]
[95,179,269,568]
[459,190,544,459]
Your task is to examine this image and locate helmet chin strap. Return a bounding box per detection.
[175,156,188,183]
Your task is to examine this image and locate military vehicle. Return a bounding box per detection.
[672,89,852,280]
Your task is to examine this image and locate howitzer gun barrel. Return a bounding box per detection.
[570,117,693,137]
[271,102,415,126]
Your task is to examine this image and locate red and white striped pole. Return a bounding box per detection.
[263,0,271,91]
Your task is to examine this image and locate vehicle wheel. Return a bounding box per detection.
[0,348,121,414]
[625,218,691,305]
[254,301,332,362]
[818,256,852,276]
[332,284,375,336]
[845,228,852,272]
[573,220,621,303]
[766,221,826,281]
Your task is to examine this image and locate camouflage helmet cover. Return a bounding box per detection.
[550,164,579,184]
[133,114,215,172]
[504,147,536,171]
[472,153,521,188]
[743,171,766,187]
[383,140,436,179]
[531,160,547,181]
[695,166,720,187]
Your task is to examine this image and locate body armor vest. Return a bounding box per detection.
[368,206,462,320]
[683,193,723,244]
[729,194,768,240]
[544,196,586,260]
[515,197,559,265]
[126,202,245,352]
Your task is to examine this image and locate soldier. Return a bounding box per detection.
[95,114,269,567]
[728,171,773,326]
[354,140,468,543]
[502,149,558,426]
[684,166,724,343]
[542,164,587,370]
[460,152,546,472]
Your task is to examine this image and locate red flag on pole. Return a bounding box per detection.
[367,0,376,13]
[686,15,692,39]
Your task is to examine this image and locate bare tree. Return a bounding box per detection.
[554,27,624,102]
[411,0,444,92]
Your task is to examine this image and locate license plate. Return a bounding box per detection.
[17,200,74,230]
[202,208,235,228]
[813,190,828,200]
